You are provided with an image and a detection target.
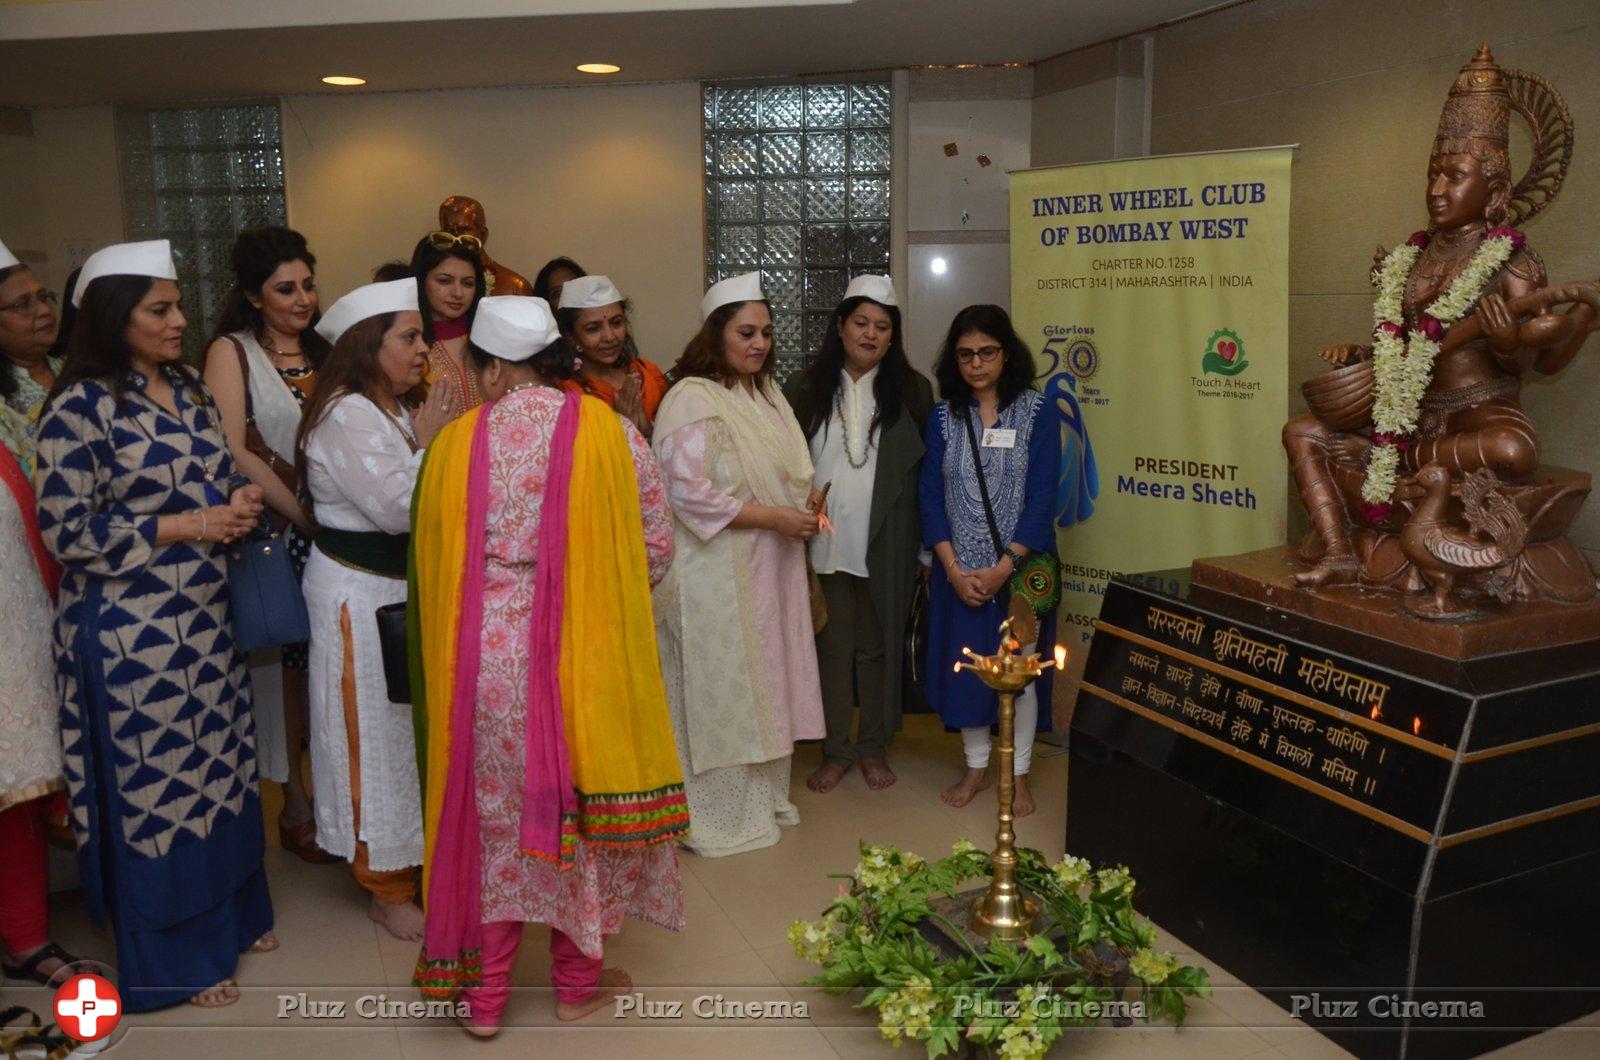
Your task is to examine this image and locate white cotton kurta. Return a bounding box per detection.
[303,394,425,871]
[808,367,879,577]
[653,381,824,858]
[0,483,62,812]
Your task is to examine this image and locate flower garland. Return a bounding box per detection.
[1359,226,1522,523]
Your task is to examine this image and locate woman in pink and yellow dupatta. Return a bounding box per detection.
[409,297,685,1036]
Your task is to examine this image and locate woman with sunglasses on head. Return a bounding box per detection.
[558,274,669,437]
[0,242,62,465]
[202,226,333,865]
[918,305,1059,819]
[34,241,275,1010]
[411,232,486,418]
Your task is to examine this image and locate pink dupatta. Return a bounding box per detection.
[520,389,581,863]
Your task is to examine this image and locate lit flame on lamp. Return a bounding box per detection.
[1412,716,1422,736]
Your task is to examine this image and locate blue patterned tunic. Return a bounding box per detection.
[34,367,273,1011]
[918,391,1060,728]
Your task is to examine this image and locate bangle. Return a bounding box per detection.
[194,510,208,542]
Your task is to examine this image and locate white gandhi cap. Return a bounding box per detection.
[315,278,419,344]
[557,274,625,310]
[73,240,178,307]
[0,238,18,272]
[843,274,897,307]
[471,296,561,362]
[699,271,765,323]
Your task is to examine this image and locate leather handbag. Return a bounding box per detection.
[375,602,412,704]
[903,573,933,713]
[227,524,310,653]
[961,409,1061,617]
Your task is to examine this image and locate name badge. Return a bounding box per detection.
[981,428,1017,449]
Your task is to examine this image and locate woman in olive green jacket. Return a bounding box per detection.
[784,276,932,792]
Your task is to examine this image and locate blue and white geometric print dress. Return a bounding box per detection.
[917,390,1061,729]
[34,368,273,1011]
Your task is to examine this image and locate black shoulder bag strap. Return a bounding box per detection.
[962,407,1008,564]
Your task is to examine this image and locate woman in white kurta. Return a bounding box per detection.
[296,279,452,941]
[653,274,826,858]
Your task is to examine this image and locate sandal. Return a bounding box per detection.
[1,944,101,989]
[4,1016,75,1060]
[277,816,338,865]
[1,1006,41,1055]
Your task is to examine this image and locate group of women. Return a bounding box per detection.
[0,223,1059,1032]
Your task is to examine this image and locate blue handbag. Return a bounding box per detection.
[227,524,310,653]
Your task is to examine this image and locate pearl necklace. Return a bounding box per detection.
[502,380,545,397]
[833,383,875,469]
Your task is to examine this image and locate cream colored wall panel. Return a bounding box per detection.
[907,99,1031,233]
[281,82,704,366]
[30,106,124,294]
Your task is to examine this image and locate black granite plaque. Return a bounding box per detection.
[1069,570,1600,1059]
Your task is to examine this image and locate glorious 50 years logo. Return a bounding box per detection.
[1202,327,1248,376]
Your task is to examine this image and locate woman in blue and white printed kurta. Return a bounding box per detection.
[34,366,274,1011]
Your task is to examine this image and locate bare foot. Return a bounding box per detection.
[369,896,425,942]
[189,979,240,1007]
[1012,774,1036,819]
[455,1013,500,1039]
[860,757,896,790]
[556,967,633,1021]
[249,931,278,953]
[941,767,990,808]
[806,761,847,793]
[1294,553,1360,588]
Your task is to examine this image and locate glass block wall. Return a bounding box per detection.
[117,103,288,357]
[703,82,892,385]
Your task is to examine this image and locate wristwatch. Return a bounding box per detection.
[1003,546,1025,570]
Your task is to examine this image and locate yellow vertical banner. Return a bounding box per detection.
[1009,147,1291,653]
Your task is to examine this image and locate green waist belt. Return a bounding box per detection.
[315,528,409,579]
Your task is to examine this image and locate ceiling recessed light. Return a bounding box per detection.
[321,75,367,87]
[930,257,948,275]
[576,63,621,75]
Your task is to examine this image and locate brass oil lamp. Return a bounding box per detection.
[955,617,1067,940]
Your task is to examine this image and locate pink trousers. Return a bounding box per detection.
[460,922,604,1028]
[0,797,50,953]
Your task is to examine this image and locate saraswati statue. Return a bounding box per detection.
[1283,44,1600,618]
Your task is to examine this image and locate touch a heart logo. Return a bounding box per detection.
[1202,327,1247,376]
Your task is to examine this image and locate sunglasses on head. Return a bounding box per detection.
[427,230,484,253]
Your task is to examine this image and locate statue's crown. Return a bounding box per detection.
[1435,42,1509,149]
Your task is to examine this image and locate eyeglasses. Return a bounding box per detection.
[955,345,1003,364]
[427,230,484,253]
[0,290,58,316]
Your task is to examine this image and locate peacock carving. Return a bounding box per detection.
[1399,464,1529,617]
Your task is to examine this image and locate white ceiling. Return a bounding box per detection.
[0,0,1212,108]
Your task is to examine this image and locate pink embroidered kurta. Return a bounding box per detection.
[474,387,681,955]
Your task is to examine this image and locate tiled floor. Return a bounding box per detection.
[5,715,1599,1058]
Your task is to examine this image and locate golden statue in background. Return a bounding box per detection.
[438,195,533,296]
[1281,44,1600,617]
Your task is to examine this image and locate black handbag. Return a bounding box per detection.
[961,409,1061,616]
[226,524,310,653]
[375,602,411,704]
[902,574,933,713]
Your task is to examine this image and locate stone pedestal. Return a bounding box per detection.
[1068,565,1600,1058]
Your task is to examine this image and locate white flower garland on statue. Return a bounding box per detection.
[1358,227,1521,521]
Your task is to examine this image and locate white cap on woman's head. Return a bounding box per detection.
[0,238,18,271]
[699,271,764,323]
[315,278,419,344]
[471,296,560,362]
[558,274,624,310]
[843,274,897,307]
[73,240,178,307]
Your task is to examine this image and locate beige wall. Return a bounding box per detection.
[1034,0,1600,559]
[280,81,705,365]
[0,113,46,270]
[30,106,125,293]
